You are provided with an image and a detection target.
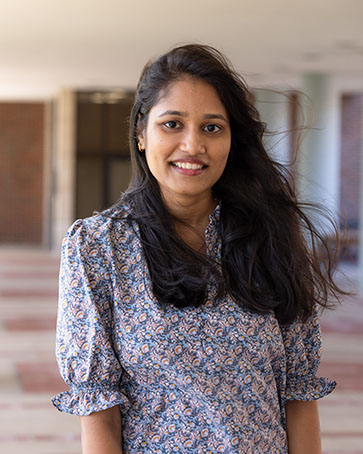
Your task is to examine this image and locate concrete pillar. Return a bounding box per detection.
[359,94,363,290]
[254,89,290,165]
[52,90,76,251]
[296,74,341,234]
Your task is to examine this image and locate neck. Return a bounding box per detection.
[161,191,217,227]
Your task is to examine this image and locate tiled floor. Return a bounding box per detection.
[0,248,362,454]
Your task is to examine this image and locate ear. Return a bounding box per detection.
[138,133,145,149]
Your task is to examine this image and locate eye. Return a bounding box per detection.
[163,120,181,129]
[203,124,222,133]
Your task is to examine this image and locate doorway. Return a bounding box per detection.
[75,90,134,219]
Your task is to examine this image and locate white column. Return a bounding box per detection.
[296,74,341,234]
[52,89,76,250]
[254,89,290,165]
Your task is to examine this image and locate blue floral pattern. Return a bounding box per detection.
[52,203,336,453]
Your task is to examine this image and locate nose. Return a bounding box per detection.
[179,128,206,155]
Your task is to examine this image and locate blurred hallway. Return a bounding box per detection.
[0,248,362,454]
[0,249,79,453]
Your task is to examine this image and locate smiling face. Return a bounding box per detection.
[138,76,231,208]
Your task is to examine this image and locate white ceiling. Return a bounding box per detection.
[1,0,363,99]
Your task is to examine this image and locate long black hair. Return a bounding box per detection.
[119,43,344,324]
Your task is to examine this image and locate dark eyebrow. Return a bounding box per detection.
[158,110,187,117]
[203,113,228,122]
[158,110,228,122]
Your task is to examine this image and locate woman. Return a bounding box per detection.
[52,44,342,453]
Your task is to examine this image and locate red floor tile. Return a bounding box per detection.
[4,317,57,331]
[321,318,363,335]
[319,362,363,391]
[0,256,59,266]
[0,289,58,298]
[322,432,363,438]
[0,270,59,279]
[16,361,67,393]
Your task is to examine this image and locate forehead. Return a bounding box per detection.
[150,76,228,117]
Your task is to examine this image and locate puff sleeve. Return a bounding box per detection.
[51,219,130,416]
[280,312,336,402]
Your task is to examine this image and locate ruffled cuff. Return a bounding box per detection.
[285,375,336,401]
[51,384,131,416]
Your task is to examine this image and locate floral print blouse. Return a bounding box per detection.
[52,202,336,453]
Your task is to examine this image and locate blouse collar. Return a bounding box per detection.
[208,201,221,227]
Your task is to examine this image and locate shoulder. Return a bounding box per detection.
[66,202,133,243]
[62,201,136,261]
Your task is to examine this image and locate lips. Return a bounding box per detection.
[170,159,207,170]
[173,162,203,170]
[170,159,207,176]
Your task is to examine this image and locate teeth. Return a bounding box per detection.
[173,162,204,170]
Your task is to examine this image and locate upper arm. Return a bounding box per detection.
[52,219,129,416]
[280,313,336,402]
